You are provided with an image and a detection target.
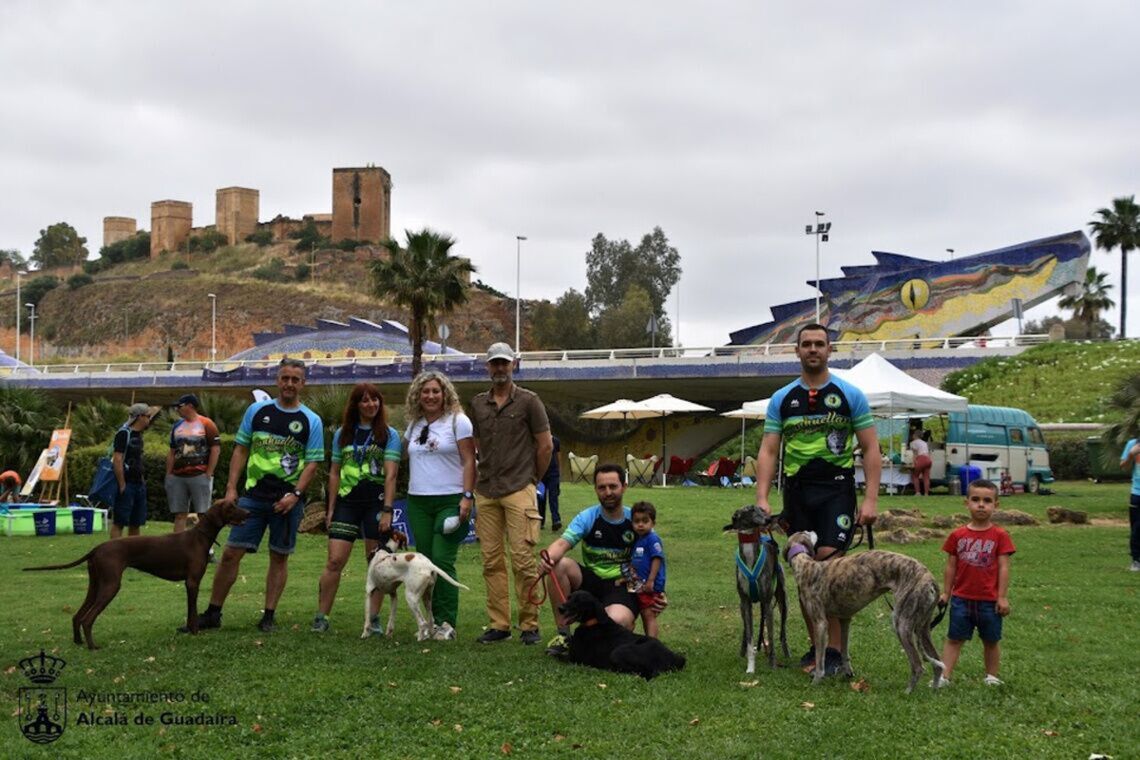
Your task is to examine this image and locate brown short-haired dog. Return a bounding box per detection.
[24,499,248,649]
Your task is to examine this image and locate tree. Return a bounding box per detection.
[291,220,330,252]
[98,232,151,267]
[0,386,60,474]
[532,289,595,350]
[21,275,60,314]
[32,222,89,269]
[1059,266,1115,335]
[370,228,476,376]
[0,249,26,269]
[1102,372,1140,456]
[1089,195,1140,339]
[585,226,681,323]
[595,284,664,348]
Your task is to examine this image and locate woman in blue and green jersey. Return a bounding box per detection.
[312,383,401,632]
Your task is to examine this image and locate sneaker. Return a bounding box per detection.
[545,633,569,657]
[520,629,541,646]
[798,646,817,669]
[934,676,951,689]
[369,614,383,636]
[476,628,510,644]
[1130,560,1140,572]
[551,522,562,533]
[983,674,1004,686]
[823,648,845,677]
[257,618,278,633]
[310,615,329,633]
[177,609,222,633]
[431,622,456,641]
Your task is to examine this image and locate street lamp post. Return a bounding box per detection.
[14,270,25,363]
[25,303,36,367]
[515,235,527,354]
[946,248,955,261]
[208,293,217,364]
[805,212,831,323]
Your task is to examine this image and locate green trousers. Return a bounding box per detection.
[405,493,469,627]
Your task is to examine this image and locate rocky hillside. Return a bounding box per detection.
[15,242,522,363]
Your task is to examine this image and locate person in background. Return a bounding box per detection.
[0,470,22,503]
[111,403,160,539]
[537,435,562,532]
[166,394,221,533]
[1121,437,1140,572]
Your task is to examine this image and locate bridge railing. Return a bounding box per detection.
[1,334,1050,377]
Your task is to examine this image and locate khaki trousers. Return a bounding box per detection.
[476,484,541,632]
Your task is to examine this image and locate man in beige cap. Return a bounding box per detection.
[468,342,553,645]
[111,402,160,539]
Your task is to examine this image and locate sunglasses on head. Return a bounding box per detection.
[417,423,431,446]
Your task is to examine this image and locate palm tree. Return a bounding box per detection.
[1102,372,1140,470]
[1059,266,1115,337]
[370,228,476,376]
[1089,195,1140,339]
[0,386,61,474]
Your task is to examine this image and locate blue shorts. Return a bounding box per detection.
[947,596,1003,642]
[226,496,303,555]
[112,482,147,527]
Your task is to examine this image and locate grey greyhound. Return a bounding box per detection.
[724,506,789,673]
[783,530,945,692]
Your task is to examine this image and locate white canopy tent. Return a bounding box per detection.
[832,353,969,492]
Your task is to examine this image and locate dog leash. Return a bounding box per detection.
[526,549,567,607]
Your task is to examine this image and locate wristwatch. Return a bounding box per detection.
[462,491,474,500]
[380,505,394,514]
[291,489,303,499]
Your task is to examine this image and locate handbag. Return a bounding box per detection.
[88,426,128,507]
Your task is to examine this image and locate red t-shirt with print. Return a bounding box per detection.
[941,524,1016,601]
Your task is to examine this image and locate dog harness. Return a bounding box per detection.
[736,535,781,603]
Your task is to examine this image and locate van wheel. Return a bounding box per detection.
[1027,475,1041,494]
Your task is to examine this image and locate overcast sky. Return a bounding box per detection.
[2,1,1137,347]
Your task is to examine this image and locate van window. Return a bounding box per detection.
[1009,428,1024,444]
[1028,427,1045,445]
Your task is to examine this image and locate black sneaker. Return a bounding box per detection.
[545,633,569,657]
[551,522,562,533]
[177,610,221,634]
[476,628,510,644]
[257,618,278,633]
[823,648,845,677]
[798,646,816,669]
[519,629,541,646]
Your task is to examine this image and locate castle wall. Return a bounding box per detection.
[215,187,259,244]
[331,166,391,243]
[150,200,193,257]
[102,217,137,248]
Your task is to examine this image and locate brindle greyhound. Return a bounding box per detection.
[784,530,945,692]
[24,499,249,649]
[724,506,789,673]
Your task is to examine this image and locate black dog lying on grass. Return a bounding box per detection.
[556,590,686,680]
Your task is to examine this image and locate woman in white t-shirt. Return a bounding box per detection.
[404,370,476,640]
[909,428,933,496]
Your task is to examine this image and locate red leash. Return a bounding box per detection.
[526,549,567,607]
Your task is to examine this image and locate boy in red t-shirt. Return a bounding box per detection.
[936,478,1015,687]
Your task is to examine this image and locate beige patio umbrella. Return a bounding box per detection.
[580,399,662,481]
[635,393,714,484]
[722,399,768,461]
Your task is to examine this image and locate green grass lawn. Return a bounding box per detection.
[3,481,1138,759]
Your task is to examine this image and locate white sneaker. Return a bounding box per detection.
[431,622,456,641]
[983,674,1004,686]
[934,676,951,689]
[1130,560,1140,572]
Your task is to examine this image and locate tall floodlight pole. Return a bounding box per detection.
[946,248,955,261]
[805,212,831,323]
[25,303,36,367]
[14,270,25,363]
[515,235,527,353]
[208,292,217,364]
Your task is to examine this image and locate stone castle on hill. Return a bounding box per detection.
[102,165,393,255]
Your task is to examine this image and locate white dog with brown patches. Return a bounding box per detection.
[784,530,945,692]
[362,531,470,641]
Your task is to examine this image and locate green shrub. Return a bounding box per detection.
[295,263,311,281]
[1049,438,1090,480]
[336,238,363,251]
[245,229,274,246]
[188,229,229,254]
[251,258,290,282]
[67,272,94,290]
[82,258,104,274]
[171,260,189,270]
[97,232,151,267]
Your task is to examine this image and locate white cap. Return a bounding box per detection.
[442,516,462,535]
[485,342,515,362]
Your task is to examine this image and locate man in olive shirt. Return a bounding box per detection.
[469,342,554,645]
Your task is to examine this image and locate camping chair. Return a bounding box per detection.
[717,458,740,487]
[568,452,598,484]
[626,454,659,487]
[738,455,757,486]
[665,455,695,485]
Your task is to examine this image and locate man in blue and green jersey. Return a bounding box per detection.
[756,323,880,674]
[193,358,324,634]
[538,463,640,655]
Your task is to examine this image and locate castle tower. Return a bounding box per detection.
[150,200,193,257]
[331,166,391,244]
[216,187,260,244]
[102,217,137,248]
